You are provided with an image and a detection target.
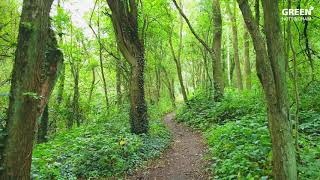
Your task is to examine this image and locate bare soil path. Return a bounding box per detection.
[128,112,210,180]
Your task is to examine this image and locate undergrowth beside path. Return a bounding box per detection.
[31,102,173,179]
[177,88,320,179]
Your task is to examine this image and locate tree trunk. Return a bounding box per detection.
[99,50,110,109]
[155,64,161,104]
[116,58,122,107]
[226,30,231,86]
[228,1,243,90]
[98,4,109,109]
[255,0,260,25]
[130,62,148,134]
[212,0,224,101]
[170,79,176,108]
[169,31,188,103]
[73,69,80,127]
[66,96,73,129]
[172,0,224,100]
[56,0,64,104]
[107,0,148,134]
[0,0,61,177]
[37,105,49,143]
[88,67,96,103]
[162,67,176,108]
[243,28,251,90]
[237,0,297,179]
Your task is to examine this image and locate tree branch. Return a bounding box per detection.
[171,0,214,55]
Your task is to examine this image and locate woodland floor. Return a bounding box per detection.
[127,113,210,180]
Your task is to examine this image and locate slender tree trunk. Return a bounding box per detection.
[303,19,315,80]
[56,0,64,104]
[162,67,176,108]
[226,31,231,86]
[212,0,224,101]
[88,67,96,103]
[66,96,73,129]
[169,31,188,103]
[170,79,176,108]
[243,27,251,90]
[116,58,122,107]
[37,105,49,143]
[98,3,109,109]
[228,2,243,90]
[172,0,225,99]
[237,0,297,179]
[174,8,188,103]
[107,0,148,134]
[0,0,62,177]
[99,50,110,109]
[287,0,300,155]
[73,68,80,127]
[155,64,161,104]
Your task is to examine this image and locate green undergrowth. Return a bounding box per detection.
[177,88,320,179]
[31,100,173,179]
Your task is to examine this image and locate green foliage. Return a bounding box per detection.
[300,81,320,112]
[31,105,172,179]
[177,89,265,130]
[205,114,272,179]
[177,89,320,179]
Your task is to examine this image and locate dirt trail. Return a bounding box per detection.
[128,112,210,180]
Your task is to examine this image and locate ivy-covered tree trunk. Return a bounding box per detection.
[237,0,297,179]
[37,105,49,144]
[212,0,224,101]
[107,0,148,134]
[0,0,62,178]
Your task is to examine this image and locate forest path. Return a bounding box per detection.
[128,112,210,180]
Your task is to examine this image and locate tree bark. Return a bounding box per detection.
[255,0,260,25]
[228,1,243,90]
[0,0,62,177]
[107,0,148,134]
[212,0,224,101]
[155,63,161,104]
[116,57,122,107]
[237,0,297,179]
[243,27,251,90]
